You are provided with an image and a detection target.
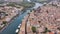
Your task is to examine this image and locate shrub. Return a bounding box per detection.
[0,26,2,30]
[3,21,7,24]
[43,27,51,33]
[31,26,36,33]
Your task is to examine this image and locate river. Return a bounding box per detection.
[0,10,29,34]
[0,2,43,34]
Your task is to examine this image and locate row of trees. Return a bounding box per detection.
[31,26,51,33]
[0,21,7,30]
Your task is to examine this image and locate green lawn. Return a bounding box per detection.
[6,2,35,8]
[20,2,35,8]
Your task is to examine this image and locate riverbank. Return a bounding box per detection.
[18,14,29,34]
[0,2,34,33]
[0,9,29,34]
[0,11,22,32]
[0,6,25,32]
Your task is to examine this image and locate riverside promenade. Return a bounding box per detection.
[18,15,29,34]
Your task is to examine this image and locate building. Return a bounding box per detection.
[0,12,6,19]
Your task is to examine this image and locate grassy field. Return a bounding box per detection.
[20,2,35,8]
[6,2,35,8]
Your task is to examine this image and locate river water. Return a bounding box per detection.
[0,2,43,34]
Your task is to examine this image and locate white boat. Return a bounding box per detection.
[19,24,21,26]
[18,24,21,28]
[18,25,20,28]
[15,29,19,33]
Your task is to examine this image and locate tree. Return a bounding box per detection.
[3,21,7,24]
[31,26,36,33]
[0,26,2,30]
[38,21,41,23]
[57,27,60,30]
[42,27,51,33]
[7,3,16,7]
[5,14,8,16]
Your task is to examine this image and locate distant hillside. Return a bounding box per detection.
[0,0,60,3]
[30,0,52,3]
[30,0,60,3]
[0,0,23,3]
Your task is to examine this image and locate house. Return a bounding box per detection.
[0,12,6,19]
